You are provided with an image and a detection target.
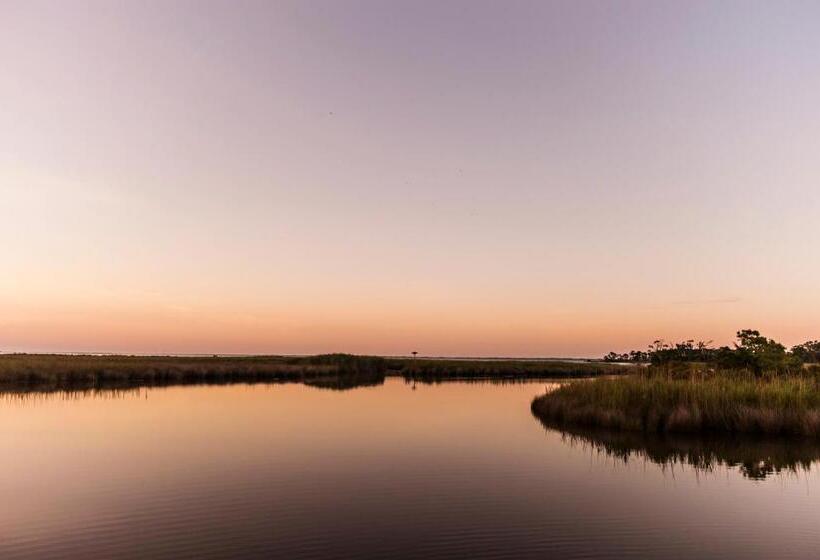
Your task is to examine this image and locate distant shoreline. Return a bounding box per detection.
[0,353,631,393]
[0,351,604,362]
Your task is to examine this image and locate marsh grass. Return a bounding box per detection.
[0,353,386,392]
[399,358,629,381]
[0,353,621,393]
[532,365,820,436]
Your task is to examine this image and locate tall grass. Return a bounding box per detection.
[0,353,387,392]
[532,366,820,436]
[399,358,630,381]
[0,353,623,393]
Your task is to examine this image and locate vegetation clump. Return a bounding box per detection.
[604,330,818,375]
[535,329,820,437]
[0,353,388,392]
[398,358,628,381]
[0,353,622,393]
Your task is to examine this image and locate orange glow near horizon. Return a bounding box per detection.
[3,284,818,357]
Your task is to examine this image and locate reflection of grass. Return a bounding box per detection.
[1,387,146,404]
[537,421,820,480]
[532,369,820,436]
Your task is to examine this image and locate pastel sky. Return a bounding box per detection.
[2,1,819,357]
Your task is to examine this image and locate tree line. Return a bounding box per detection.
[604,330,820,374]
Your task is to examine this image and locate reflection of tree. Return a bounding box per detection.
[4,373,387,398]
[303,372,385,391]
[536,418,820,480]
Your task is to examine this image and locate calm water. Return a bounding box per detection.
[2,378,820,559]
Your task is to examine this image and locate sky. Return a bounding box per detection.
[2,0,819,357]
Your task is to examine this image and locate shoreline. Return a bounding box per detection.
[532,369,820,437]
[0,353,631,393]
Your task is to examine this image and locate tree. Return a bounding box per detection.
[628,350,649,363]
[792,340,820,364]
[733,329,790,374]
[603,330,809,373]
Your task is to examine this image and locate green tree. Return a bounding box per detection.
[734,329,790,374]
[792,340,820,364]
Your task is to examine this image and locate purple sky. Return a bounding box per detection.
[2,1,819,356]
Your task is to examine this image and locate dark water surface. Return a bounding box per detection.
[2,379,820,559]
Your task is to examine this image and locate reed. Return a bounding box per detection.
[532,365,820,436]
[0,353,622,393]
[0,353,387,392]
[398,358,629,381]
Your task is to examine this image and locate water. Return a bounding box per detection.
[2,378,820,559]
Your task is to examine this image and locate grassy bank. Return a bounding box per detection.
[0,353,624,392]
[0,353,388,392]
[397,358,629,381]
[532,366,820,437]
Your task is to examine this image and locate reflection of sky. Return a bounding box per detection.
[3,1,819,355]
[2,380,820,558]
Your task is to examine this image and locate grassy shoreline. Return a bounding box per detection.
[0,353,385,392]
[532,366,820,437]
[0,353,628,392]
[398,358,627,381]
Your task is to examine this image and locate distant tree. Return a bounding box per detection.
[603,350,647,363]
[628,350,650,363]
[728,329,791,374]
[645,339,712,364]
[792,340,820,364]
[605,330,812,373]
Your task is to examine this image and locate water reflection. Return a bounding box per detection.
[409,377,570,386]
[303,372,385,390]
[0,375,564,402]
[4,379,820,560]
[0,374,387,400]
[0,387,146,404]
[538,420,820,480]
